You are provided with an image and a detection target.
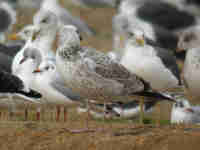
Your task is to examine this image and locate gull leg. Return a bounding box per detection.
[56,105,61,122]
[156,102,161,127]
[36,107,41,121]
[66,99,103,134]
[139,97,144,125]
[24,107,28,121]
[64,106,67,122]
[8,95,15,121]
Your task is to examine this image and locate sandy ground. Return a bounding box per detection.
[1,1,200,149]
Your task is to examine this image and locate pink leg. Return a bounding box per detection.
[36,107,41,121]
[56,106,61,122]
[25,108,28,121]
[64,107,67,122]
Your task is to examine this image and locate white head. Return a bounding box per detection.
[20,48,42,68]
[125,26,146,46]
[17,25,40,41]
[33,60,56,75]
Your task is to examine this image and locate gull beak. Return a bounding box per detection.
[7,33,21,40]
[120,35,124,42]
[19,57,27,64]
[136,37,145,46]
[33,69,42,73]
[32,30,40,41]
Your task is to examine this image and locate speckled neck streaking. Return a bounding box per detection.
[57,25,82,61]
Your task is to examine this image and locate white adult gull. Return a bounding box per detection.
[113,0,200,52]
[12,12,58,75]
[55,25,175,132]
[113,26,182,91]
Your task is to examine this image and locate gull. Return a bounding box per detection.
[171,98,200,124]
[56,25,175,131]
[11,25,41,75]
[113,0,200,52]
[115,26,181,91]
[177,25,200,52]
[20,48,82,121]
[0,1,16,43]
[12,12,57,75]
[34,0,94,36]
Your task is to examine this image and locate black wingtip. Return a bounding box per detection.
[18,89,42,99]
[133,91,176,102]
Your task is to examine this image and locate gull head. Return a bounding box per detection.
[33,10,59,28]
[126,26,145,47]
[17,25,40,41]
[33,60,56,74]
[177,27,200,51]
[58,25,82,48]
[173,99,191,109]
[20,48,42,67]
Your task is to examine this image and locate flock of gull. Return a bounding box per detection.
[0,0,200,130]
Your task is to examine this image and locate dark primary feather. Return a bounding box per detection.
[0,43,22,73]
[0,43,22,57]
[0,70,24,93]
[0,69,42,98]
[0,52,13,72]
[137,1,196,30]
[155,46,182,85]
[0,7,12,32]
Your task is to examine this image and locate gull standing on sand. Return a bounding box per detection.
[55,25,175,131]
[31,54,83,121]
[117,26,181,91]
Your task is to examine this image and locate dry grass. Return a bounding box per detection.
[2,1,200,150]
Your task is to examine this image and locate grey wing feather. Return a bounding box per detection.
[50,72,83,101]
[83,50,147,93]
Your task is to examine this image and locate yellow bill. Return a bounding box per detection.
[7,33,21,40]
[136,38,145,46]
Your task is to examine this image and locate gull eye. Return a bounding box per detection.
[45,66,50,70]
[128,32,134,37]
[24,30,29,34]
[41,18,48,23]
